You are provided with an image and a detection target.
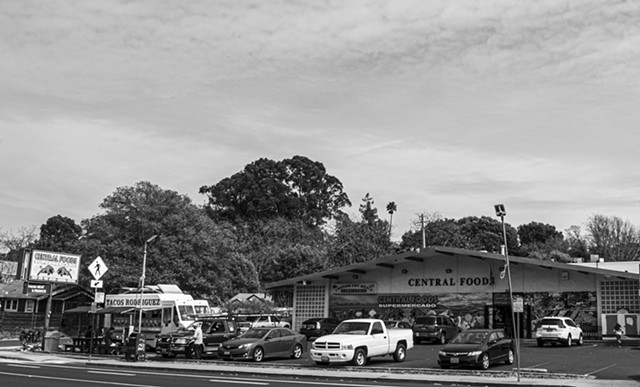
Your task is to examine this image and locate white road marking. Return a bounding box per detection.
[7,363,40,369]
[208,379,268,385]
[586,364,617,375]
[89,370,137,377]
[0,370,161,386]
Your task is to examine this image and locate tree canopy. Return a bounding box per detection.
[199,156,351,227]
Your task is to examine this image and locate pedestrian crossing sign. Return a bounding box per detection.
[89,256,108,280]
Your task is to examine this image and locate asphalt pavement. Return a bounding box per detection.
[0,344,638,387]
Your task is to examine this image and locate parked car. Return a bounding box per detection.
[310,318,413,366]
[438,329,514,370]
[155,316,238,358]
[299,317,341,339]
[236,314,291,333]
[412,315,460,344]
[218,327,307,362]
[384,320,412,329]
[535,316,584,347]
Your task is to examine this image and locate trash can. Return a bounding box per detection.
[43,330,60,353]
[124,333,146,362]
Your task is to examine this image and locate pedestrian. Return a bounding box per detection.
[193,322,204,360]
[614,323,624,347]
[104,327,117,355]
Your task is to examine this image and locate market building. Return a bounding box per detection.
[265,246,639,340]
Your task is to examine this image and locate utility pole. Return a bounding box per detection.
[494,204,520,382]
[420,214,426,249]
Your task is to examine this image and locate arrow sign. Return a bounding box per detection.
[90,280,103,288]
[89,256,108,280]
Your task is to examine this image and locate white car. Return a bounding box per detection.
[535,317,583,347]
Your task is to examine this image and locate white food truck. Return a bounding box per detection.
[102,284,211,349]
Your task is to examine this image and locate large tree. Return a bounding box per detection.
[79,181,248,301]
[585,214,640,261]
[328,195,392,267]
[199,156,351,227]
[456,216,518,254]
[36,215,83,252]
[0,226,38,262]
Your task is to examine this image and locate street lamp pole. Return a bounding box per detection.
[494,204,520,382]
[138,235,158,336]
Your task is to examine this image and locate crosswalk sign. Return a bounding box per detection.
[89,256,108,280]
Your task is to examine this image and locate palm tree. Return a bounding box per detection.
[386,202,397,240]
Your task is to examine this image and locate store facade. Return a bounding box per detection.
[266,247,639,340]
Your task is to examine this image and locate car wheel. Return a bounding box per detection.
[393,343,406,362]
[185,344,195,359]
[252,346,264,362]
[291,344,303,359]
[577,334,584,346]
[537,339,544,347]
[480,353,490,370]
[505,349,514,365]
[352,348,367,366]
[566,335,572,347]
[439,333,446,345]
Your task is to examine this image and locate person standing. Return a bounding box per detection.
[614,323,624,347]
[193,322,204,360]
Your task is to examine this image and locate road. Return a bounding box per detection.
[154,340,640,381]
[0,361,450,387]
[1,339,639,384]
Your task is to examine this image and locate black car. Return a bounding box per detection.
[437,329,514,370]
[299,317,341,339]
[413,315,460,344]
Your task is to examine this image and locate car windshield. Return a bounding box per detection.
[241,329,270,339]
[538,319,564,328]
[451,331,488,344]
[414,316,436,325]
[333,322,371,335]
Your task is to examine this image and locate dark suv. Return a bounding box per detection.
[413,315,460,344]
[299,317,341,339]
[156,316,238,358]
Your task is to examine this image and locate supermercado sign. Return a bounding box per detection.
[378,294,439,308]
[28,250,81,284]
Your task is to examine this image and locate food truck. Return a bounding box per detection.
[102,284,211,349]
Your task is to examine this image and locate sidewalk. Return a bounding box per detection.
[0,346,638,387]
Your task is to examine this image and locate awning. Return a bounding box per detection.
[63,305,93,314]
[93,306,136,315]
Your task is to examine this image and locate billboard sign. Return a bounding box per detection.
[28,250,81,284]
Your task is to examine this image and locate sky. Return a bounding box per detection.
[1,0,640,242]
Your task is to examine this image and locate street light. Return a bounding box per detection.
[138,234,158,336]
[494,204,520,382]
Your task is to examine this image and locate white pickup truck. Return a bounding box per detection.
[310,318,413,366]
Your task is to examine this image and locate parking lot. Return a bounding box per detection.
[153,339,640,382]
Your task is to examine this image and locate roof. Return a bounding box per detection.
[570,261,640,274]
[265,246,639,289]
[0,279,93,301]
[228,293,272,304]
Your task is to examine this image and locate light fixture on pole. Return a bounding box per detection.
[494,204,520,382]
[138,234,158,337]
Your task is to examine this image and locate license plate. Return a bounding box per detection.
[161,348,168,354]
[321,355,329,362]
[224,351,230,355]
[451,357,459,364]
